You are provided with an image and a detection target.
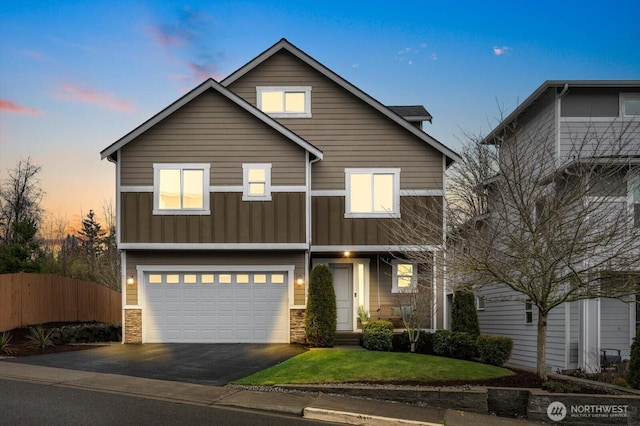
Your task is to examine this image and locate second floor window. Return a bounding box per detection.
[153,164,210,215]
[633,177,640,227]
[257,86,311,118]
[525,300,533,324]
[345,168,400,218]
[621,93,640,118]
[243,163,272,201]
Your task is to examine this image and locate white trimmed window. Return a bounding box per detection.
[257,86,312,118]
[392,260,417,293]
[345,168,400,218]
[242,163,272,201]
[525,300,533,324]
[632,176,640,227]
[476,295,486,311]
[153,163,210,215]
[621,93,640,118]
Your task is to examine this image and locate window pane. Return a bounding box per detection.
[624,98,640,116]
[261,91,283,113]
[184,274,197,284]
[149,274,162,284]
[350,173,372,213]
[159,169,181,209]
[254,274,267,284]
[398,276,412,288]
[248,168,266,182]
[183,169,204,209]
[166,274,179,284]
[271,274,284,284]
[236,274,249,284]
[249,183,265,196]
[219,274,231,284]
[285,92,305,112]
[201,274,214,284]
[373,174,393,212]
[397,263,413,277]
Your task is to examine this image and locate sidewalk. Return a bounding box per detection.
[0,361,540,425]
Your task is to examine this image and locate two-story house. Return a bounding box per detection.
[100,39,460,344]
[472,81,640,372]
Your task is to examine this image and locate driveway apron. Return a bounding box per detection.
[2,344,305,386]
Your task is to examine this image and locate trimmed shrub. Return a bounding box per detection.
[477,334,514,366]
[627,328,640,389]
[305,264,337,347]
[449,331,478,360]
[362,320,393,351]
[451,290,480,337]
[433,330,477,360]
[432,329,453,357]
[394,331,433,354]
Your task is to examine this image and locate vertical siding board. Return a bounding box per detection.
[264,199,275,241]
[250,202,264,243]
[288,193,301,242]
[225,193,238,243]
[138,193,151,242]
[238,197,251,243]
[328,197,342,244]
[275,193,289,243]
[175,216,187,243]
[213,193,225,242]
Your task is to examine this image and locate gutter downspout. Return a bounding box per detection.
[555,84,569,167]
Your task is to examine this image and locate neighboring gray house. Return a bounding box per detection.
[470,81,640,372]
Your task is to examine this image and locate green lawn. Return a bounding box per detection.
[232,349,514,385]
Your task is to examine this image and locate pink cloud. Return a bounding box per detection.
[0,99,42,115]
[55,84,133,111]
[171,62,224,84]
[145,25,187,48]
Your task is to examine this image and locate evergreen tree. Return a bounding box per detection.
[451,290,480,337]
[0,219,43,272]
[305,264,337,347]
[77,210,105,281]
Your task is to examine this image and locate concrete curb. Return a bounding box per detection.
[303,407,442,425]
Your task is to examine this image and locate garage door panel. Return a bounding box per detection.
[143,270,289,343]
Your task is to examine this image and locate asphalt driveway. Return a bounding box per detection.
[2,344,306,386]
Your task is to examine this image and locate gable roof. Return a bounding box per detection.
[483,80,640,145]
[222,38,460,166]
[387,105,433,123]
[100,78,323,161]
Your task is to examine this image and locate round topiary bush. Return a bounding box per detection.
[305,264,337,347]
[477,334,513,366]
[362,320,393,351]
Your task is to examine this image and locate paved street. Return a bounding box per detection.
[0,378,335,426]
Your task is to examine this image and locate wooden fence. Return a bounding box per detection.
[0,273,121,332]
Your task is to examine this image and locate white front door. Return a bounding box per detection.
[330,264,353,331]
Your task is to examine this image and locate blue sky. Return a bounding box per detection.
[1,0,639,229]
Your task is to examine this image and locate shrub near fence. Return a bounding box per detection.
[0,273,121,332]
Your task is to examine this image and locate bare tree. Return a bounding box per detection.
[393,114,640,380]
[0,158,44,244]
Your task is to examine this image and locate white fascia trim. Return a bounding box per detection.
[311,190,346,197]
[122,185,305,193]
[311,245,441,252]
[123,305,142,309]
[119,243,309,250]
[560,117,622,122]
[400,189,445,196]
[116,151,122,246]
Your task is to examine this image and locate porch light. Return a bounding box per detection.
[296,277,304,286]
[343,251,351,258]
[127,275,135,286]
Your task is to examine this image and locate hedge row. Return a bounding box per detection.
[433,329,513,366]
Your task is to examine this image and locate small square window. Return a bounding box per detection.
[184,274,197,284]
[201,274,214,284]
[166,274,180,284]
[621,94,640,117]
[243,164,272,201]
[257,86,311,118]
[219,274,232,284]
[254,274,267,284]
[236,274,249,284]
[271,274,285,284]
[148,274,162,284]
[392,260,417,293]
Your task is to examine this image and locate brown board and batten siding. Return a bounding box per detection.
[124,251,306,306]
[121,192,305,244]
[226,50,444,191]
[119,88,306,187]
[312,196,443,246]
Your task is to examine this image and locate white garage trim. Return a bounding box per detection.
[137,264,294,343]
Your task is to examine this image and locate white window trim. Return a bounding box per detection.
[630,174,640,228]
[256,86,312,118]
[153,163,210,215]
[242,163,272,201]
[525,300,533,325]
[391,259,417,293]
[620,93,640,118]
[476,295,485,311]
[345,168,401,218]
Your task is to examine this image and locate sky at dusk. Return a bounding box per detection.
[1,0,639,231]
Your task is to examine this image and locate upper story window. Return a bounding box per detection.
[621,93,640,118]
[345,168,400,218]
[257,86,312,118]
[476,295,486,311]
[392,260,417,293]
[525,300,533,324]
[153,163,210,215]
[632,176,640,227]
[242,163,272,201]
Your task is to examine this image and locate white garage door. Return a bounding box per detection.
[142,270,289,343]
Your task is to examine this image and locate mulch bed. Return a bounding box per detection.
[1,326,107,358]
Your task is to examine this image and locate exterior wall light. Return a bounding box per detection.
[343,251,351,258]
[296,277,304,286]
[126,275,135,286]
